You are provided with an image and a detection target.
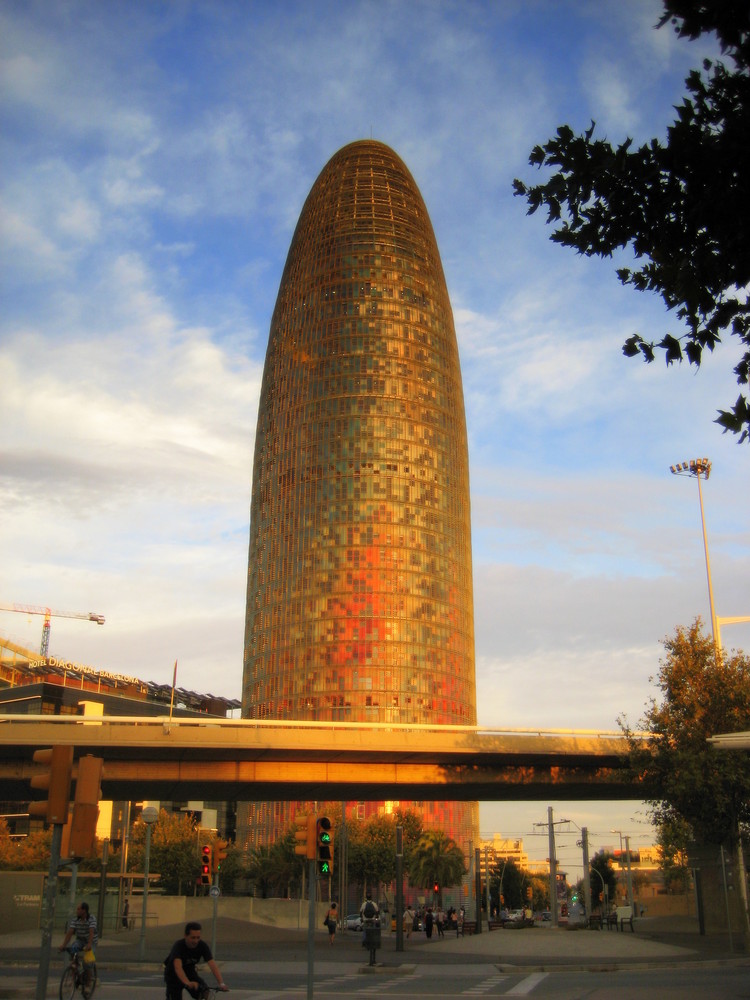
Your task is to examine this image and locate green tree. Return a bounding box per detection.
[489,858,541,912]
[620,619,750,927]
[128,809,201,895]
[527,876,548,912]
[393,808,424,868]
[590,850,619,909]
[656,816,693,894]
[12,828,52,871]
[408,829,466,905]
[513,0,750,441]
[347,814,396,896]
[213,839,245,893]
[0,817,14,869]
[246,844,276,898]
[247,830,303,898]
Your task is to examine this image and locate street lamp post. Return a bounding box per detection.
[137,806,159,961]
[716,616,750,653]
[611,830,634,913]
[669,458,721,665]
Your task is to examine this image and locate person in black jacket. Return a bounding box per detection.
[164,922,229,999]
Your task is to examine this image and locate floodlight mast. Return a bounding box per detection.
[669,458,721,666]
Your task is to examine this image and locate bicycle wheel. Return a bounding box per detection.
[81,963,97,999]
[59,966,77,1000]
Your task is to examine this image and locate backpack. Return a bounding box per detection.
[363,900,376,919]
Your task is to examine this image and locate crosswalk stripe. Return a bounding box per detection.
[506,971,549,994]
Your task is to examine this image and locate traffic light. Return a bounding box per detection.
[433,882,440,894]
[68,755,104,858]
[201,844,212,885]
[213,838,229,874]
[28,745,73,825]
[294,813,316,860]
[316,815,333,876]
[526,886,533,901]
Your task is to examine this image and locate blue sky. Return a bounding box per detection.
[2,0,748,867]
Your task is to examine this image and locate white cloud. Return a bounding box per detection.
[0,201,65,274]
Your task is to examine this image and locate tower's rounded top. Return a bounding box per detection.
[281,136,437,283]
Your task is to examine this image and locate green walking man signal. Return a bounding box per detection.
[316,816,333,876]
[294,813,334,875]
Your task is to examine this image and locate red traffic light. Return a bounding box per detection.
[433,882,439,893]
[201,844,212,885]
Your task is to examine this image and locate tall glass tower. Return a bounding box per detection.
[241,140,477,848]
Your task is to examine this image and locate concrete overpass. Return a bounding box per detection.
[0,715,649,803]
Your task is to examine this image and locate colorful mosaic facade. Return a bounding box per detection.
[241,140,477,847]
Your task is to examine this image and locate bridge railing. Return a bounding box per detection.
[0,713,632,739]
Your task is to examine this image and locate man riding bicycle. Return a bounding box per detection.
[164,921,229,999]
[59,901,97,959]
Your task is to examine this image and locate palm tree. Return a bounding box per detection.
[408,830,466,905]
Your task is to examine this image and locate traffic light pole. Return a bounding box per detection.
[306,858,315,1000]
[36,822,63,1000]
[581,827,591,917]
[211,873,219,957]
[395,826,404,952]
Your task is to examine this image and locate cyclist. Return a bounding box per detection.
[164,921,228,999]
[59,901,97,959]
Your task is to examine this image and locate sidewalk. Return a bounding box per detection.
[1,914,746,973]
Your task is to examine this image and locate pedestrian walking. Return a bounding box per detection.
[324,902,337,945]
[360,893,380,966]
[403,905,415,939]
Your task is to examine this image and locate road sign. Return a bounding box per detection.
[209,884,221,898]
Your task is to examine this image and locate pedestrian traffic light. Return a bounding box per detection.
[68,755,104,858]
[213,838,229,874]
[294,813,316,860]
[201,844,212,885]
[433,882,440,894]
[28,745,73,825]
[316,815,333,876]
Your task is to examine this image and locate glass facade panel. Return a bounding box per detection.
[241,140,477,849]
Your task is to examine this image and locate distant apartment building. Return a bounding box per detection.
[477,833,532,879]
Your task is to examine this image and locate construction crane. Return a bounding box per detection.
[0,602,105,657]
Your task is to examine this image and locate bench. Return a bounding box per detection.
[605,911,618,930]
[616,905,634,932]
[587,913,603,930]
[461,920,477,936]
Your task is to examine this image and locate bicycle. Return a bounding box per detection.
[176,986,229,1000]
[59,946,97,1000]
